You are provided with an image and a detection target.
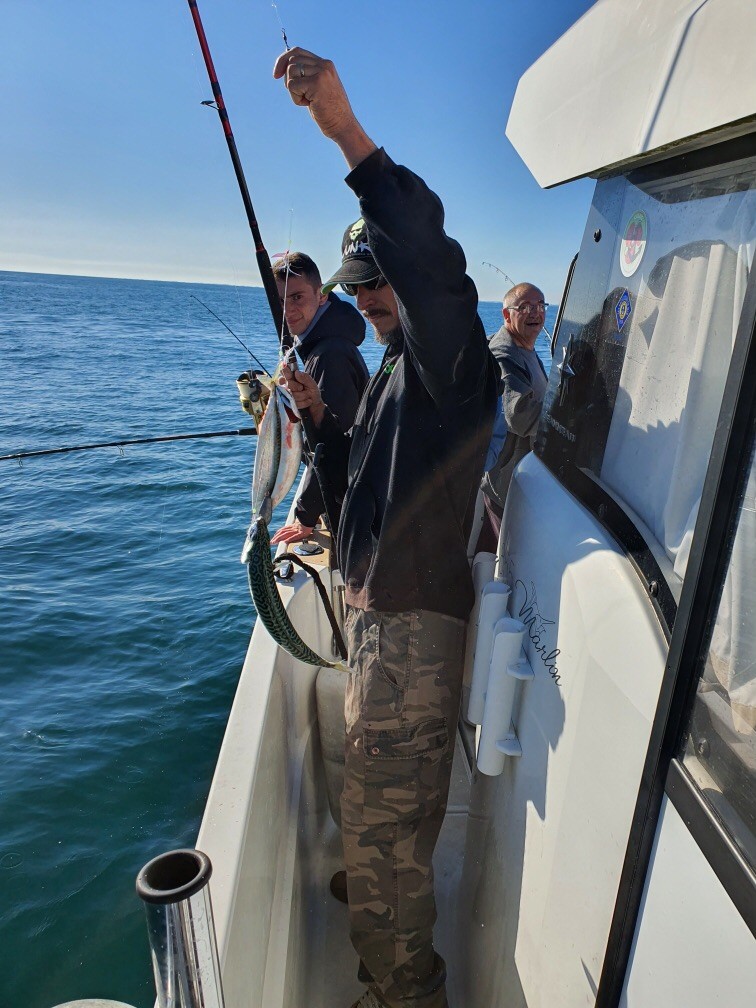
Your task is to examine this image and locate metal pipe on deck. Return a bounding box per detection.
[136,849,225,1008]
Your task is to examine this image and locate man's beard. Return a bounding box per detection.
[373,324,402,348]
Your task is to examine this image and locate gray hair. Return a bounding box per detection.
[503,282,544,309]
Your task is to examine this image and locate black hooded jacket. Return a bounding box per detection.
[313,148,498,620]
[294,294,369,528]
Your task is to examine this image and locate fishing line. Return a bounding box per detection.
[275,209,298,358]
[191,294,271,375]
[271,1,290,50]
[232,274,251,360]
[0,429,256,464]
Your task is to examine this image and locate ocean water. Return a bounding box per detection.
[0,270,553,1008]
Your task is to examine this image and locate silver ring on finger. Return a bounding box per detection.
[298,63,305,78]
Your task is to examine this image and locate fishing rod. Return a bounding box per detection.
[0,428,256,464]
[482,261,517,287]
[186,0,344,542]
[187,0,286,344]
[191,294,272,376]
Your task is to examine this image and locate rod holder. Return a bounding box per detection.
[136,849,225,1008]
[467,579,512,724]
[477,617,531,776]
[462,552,497,700]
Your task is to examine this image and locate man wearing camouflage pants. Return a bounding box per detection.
[274,47,497,1008]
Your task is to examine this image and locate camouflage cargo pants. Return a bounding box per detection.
[341,606,467,1008]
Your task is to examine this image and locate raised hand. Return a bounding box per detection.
[272,47,377,169]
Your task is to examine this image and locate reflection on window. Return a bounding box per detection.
[600,234,747,581]
[540,155,756,591]
[682,432,756,869]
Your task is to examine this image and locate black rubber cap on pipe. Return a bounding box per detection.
[136,848,212,905]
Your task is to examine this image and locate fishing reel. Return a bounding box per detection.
[236,370,271,430]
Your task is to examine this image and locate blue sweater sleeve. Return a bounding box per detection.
[485,398,507,471]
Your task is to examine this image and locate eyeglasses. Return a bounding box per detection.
[507,300,548,315]
[340,275,388,297]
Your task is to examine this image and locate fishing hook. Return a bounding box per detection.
[271,1,290,50]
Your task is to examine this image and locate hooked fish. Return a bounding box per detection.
[241,365,346,672]
[245,516,349,672]
[270,384,303,514]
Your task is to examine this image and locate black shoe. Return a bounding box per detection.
[329,869,349,904]
[357,960,373,983]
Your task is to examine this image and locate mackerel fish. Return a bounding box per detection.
[241,375,346,671]
[245,516,349,672]
[250,380,302,526]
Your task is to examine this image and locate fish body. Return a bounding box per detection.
[250,381,302,525]
[242,370,338,673]
[251,384,281,525]
[270,384,303,511]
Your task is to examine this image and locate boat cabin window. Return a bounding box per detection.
[540,147,756,597]
[681,430,756,870]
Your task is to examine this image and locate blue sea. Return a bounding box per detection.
[0,270,553,1008]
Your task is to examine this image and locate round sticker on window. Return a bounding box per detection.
[620,210,648,277]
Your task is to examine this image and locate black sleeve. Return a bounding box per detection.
[294,343,363,526]
[294,462,325,528]
[308,343,363,434]
[346,147,488,407]
[298,407,351,528]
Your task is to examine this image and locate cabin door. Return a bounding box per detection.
[460,140,756,1008]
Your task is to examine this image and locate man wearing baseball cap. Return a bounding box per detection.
[272,46,497,1008]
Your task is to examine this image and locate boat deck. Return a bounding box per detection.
[303,732,472,1007]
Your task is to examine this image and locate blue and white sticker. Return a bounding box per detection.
[615,289,632,333]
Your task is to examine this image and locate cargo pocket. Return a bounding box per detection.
[362,717,448,824]
[375,611,412,693]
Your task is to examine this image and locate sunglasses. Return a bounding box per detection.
[340,275,388,297]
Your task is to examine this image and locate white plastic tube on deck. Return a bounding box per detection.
[462,552,497,698]
[467,580,511,724]
[477,617,528,776]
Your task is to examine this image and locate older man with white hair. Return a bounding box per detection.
[479,283,549,548]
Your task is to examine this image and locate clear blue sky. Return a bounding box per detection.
[1,0,596,302]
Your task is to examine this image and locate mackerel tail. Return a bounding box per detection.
[244,517,349,673]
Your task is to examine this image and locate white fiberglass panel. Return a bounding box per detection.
[461,454,668,1007]
[507,0,756,187]
[620,796,756,1007]
[196,564,328,1008]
